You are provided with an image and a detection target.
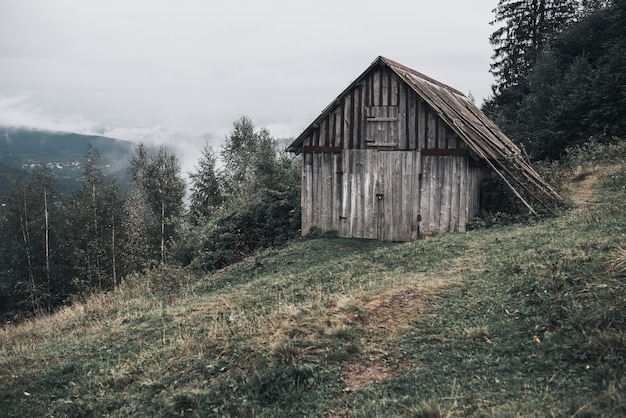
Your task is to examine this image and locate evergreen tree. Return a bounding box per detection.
[120,187,152,273]
[128,144,159,264]
[70,144,107,290]
[174,116,302,271]
[147,147,186,265]
[221,115,263,202]
[220,115,289,203]
[67,144,126,292]
[189,144,223,223]
[487,0,625,159]
[102,181,124,290]
[489,0,578,94]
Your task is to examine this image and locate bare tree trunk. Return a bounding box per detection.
[161,197,165,264]
[44,187,51,311]
[92,178,102,290]
[111,212,117,290]
[19,192,36,313]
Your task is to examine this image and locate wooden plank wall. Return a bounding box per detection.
[301,151,341,235]
[300,66,471,153]
[302,149,481,240]
[300,66,483,240]
[419,155,482,236]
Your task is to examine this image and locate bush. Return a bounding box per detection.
[174,187,301,272]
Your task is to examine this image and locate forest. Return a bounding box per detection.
[1,0,624,321]
[0,116,301,320]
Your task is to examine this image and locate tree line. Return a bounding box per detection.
[0,116,300,320]
[484,0,625,159]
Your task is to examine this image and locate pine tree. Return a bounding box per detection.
[81,144,105,289]
[515,0,626,158]
[189,144,223,223]
[148,147,186,264]
[489,0,579,94]
[120,187,152,273]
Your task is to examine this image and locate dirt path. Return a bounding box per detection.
[568,166,603,209]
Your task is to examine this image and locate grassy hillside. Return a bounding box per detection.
[1,143,625,417]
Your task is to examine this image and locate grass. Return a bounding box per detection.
[1,143,626,417]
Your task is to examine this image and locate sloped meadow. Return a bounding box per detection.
[1,142,625,416]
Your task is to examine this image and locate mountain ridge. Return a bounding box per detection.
[0,126,138,195]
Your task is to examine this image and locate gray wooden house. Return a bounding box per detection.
[287,56,558,241]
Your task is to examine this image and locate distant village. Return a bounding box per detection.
[22,160,82,171]
[21,159,111,179]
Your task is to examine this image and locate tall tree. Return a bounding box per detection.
[220,115,286,203]
[189,144,223,223]
[72,144,107,290]
[221,115,262,201]
[487,0,625,159]
[102,181,124,290]
[149,147,186,264]
[489,0,578,94]
[2,164,66,313]
[68,145,126,292]
[130,144,185,264]
[173,116,302,271]
[120,187,152,273]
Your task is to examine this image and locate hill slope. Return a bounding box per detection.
[1,143,625,417]
[0,126,136,194]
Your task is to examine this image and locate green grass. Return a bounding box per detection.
[1,144,626,417]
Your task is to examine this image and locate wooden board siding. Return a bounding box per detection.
[301,148,481,241]
[298,65,483,241]
[338,150,421,241]
[418,155,482,236]
[299,70,463,155]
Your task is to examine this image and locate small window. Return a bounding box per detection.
[365,105,399,147]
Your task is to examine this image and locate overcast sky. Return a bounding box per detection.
[0,0,498,169]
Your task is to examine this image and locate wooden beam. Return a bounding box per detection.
[421,148,469,157]
[303,145,343,154]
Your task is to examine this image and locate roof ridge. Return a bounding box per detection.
[379,56,466,97]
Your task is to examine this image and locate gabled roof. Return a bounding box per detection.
[381,56,521,162]
[288,56,515,158]
[288,56,560,213]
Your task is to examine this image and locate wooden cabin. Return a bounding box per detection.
[287,56,558,241]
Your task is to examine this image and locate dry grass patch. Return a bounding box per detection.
[563,164,621,209]
[611,245,626,278]
[340,278,458,392]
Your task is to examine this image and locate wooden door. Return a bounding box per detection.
[340,150,421,241]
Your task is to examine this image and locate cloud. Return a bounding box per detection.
[0,94,99,134]
[0,94,223,177]
[1,0,497,137]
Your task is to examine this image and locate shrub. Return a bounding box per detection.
[174,187,300,272]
